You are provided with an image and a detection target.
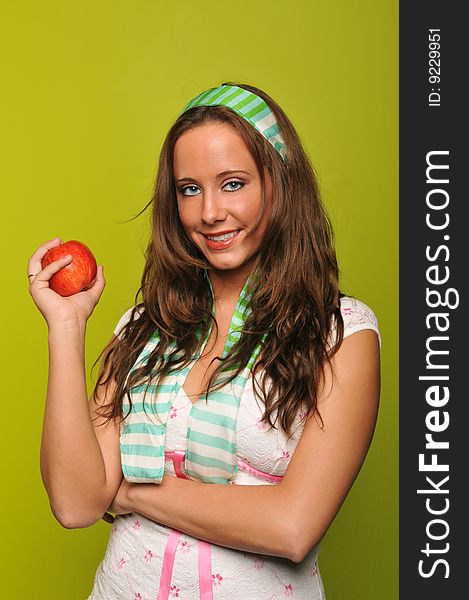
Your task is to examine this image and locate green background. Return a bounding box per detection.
[1,1,398,598]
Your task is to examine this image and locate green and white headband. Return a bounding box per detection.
[181,84,287,161]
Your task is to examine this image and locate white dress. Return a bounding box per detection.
[87,297,380,600]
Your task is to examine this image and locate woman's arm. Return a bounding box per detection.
[111,328,380,562]
[29,238,122,528]
[42,327,123,528]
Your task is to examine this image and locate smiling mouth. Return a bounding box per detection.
[203,230,240,242]
[201,229,241,249]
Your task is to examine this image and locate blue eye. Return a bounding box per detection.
[180,185,200,197]
[224,181,244,191]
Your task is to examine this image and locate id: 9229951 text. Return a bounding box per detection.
[428,29,441,107]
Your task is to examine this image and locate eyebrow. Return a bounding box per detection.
[175,170,251,184]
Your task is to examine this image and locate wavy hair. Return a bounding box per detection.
[92,81,344,438]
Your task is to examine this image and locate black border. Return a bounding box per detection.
[400,3,466,596]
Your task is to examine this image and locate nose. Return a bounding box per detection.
[201,189,227,224]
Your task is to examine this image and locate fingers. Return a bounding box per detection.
[84,265,106,302]
[101,511,115,524]
[27,237,62,280]
[30,254,73,287]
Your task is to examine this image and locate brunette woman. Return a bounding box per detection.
[29,82,380,599]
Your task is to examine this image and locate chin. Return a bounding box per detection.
[209,260,241,271]
[208,254,255,273]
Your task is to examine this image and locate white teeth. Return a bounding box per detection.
[206,231,239,241]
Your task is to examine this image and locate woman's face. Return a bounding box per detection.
[173,122,272,279]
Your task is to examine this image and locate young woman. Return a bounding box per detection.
[28,82,381,599]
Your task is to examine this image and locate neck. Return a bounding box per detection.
[208,262,256,302]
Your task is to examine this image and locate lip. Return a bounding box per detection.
[201,229,241,250]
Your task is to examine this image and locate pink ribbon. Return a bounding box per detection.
[157,451,283,599]
[197,540,213,600]
[157,529,183,600]
[236,457,283,484]
[165,449,188,479]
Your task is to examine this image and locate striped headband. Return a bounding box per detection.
[180,84,287,161]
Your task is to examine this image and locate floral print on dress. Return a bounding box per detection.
[178,540,192,553]
[212,573,223,586]
[117,558,126,570]
[133,594,143,600]
[284,583,294,596]
[143,549,154,562]
[133,520,141,530]
[170,406,178,419]
[281,450,290,460]
[253,557,265,569]
[341,306,353,316]
[169,585,181,597]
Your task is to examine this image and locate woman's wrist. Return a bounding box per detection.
[48,317,87,337]
[124,482,138,513]
[124,477,171,520]
[122,480,156,515]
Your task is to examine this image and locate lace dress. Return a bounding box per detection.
[87,296,380,600]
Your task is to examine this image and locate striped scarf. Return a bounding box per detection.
[120,272,264,484]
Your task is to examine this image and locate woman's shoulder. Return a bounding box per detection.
[113,305,145,339]
[338,296,381,347]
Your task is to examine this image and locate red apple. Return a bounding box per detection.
[42,240,97,297]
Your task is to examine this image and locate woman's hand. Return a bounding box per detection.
[27,237,106,328]
[107,476,177,520]
[108,477,133,516]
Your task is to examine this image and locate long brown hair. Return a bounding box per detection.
[92,81,344,438]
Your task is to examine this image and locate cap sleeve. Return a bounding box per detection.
[113,305,145,339]
[339,296,381,348]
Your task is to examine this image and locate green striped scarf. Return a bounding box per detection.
[120,272,264,484]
